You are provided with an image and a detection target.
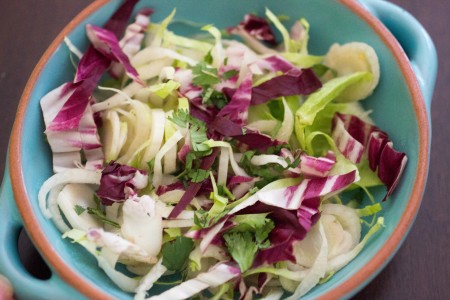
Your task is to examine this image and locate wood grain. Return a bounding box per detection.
[0,1,448,299]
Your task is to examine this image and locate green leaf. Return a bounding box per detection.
[232,213,270,231]
[149,80,180,99]
[87,207,121,228]
[224,214,275,272]
[204,50,213,64]
[255,219,275,246]
[194,209,229,228]
[357,203,382,217]
[192,62,220,87]
[295,72,372,147]
[74,205,86,216]
[222,69,239,80]
[202,88,228,109]
[188,168,210,183]
[223,232,258,272]
[162,236,195,272]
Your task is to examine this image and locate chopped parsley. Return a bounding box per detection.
[74,205,86,216]
[162,236,195,272]
[192,62,238,109]
[169,109,213,184]
[84,195,121,229]
[223,215,274,272]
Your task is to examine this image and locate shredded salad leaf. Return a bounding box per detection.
[38,6,409,300]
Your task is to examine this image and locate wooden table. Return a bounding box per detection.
[0,1,448,299]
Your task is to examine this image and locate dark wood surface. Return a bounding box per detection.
[0,1,448,299]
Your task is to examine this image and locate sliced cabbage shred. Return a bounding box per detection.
[37,5,408,300]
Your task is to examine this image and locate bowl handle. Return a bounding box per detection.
[0,163,85,300]
[358,0,437,116]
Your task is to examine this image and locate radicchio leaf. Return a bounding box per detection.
[217,73,253,125]
[96,161,148,206]
[41,83,103,172]
[251,68,322,105]
[229,14,276,45]
[229,171,358,213]
[209,116,284,152]
[43,0,139,169]
[155,181,185,196]
[86,24,143,85]
[299,153,336,178]
[331,113,407,199]
[110,8,154,78]
[168,148,219,218]
[251,55,296,74]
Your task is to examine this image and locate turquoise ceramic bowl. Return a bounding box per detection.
[0,0,437,299]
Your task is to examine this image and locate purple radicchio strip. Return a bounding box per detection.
[371,137,407,200]
[217,73,253,125]
[229,171,358,214]
[209,116,285,152]
[250,68,322,105]
[110,8,153,78]
[229,14,276,45]
[251,55,296,74]
[331,113,375,163]
[332,113,407,199]
[299,152,336,178]
[168,148,219,218]
[48,0,139,132]
[259,171,357,210]
[76,0,139,82]
[41,83,103,172]
[96,161,148,206]
[86,24,143,85]
[155,181,185,196]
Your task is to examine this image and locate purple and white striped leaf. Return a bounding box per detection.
[86,24,143,85]
[96,161,148,206]
[331,113,407,199]
[185,216,234,253]
[217,73,253,125]
[110,8,154,78]
[331,114,366,164]
[251,68,322,105]
[299,153,336,178]
[41,83,103,172]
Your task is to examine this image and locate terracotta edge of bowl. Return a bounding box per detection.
[9,0,113,299]
[316,0,430,299]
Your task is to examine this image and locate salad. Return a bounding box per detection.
[38,0,407,299]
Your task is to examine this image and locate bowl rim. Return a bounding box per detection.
[8,0,429,299]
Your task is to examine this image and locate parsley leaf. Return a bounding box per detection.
[239,149,300,189]
[194,209,229,228]
[201,88,228,109]
[223,214,275,272]
[192,62,220,86]
[192,62,233,109]
[85,195,121,228]
[74,205,86,216]
[222,69,239,80]
[87,207,121,228]
[224,232,259,272]
[168,109,210,154]
[162,236,194,272]
[169,109,213,184]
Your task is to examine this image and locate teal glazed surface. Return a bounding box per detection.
[0,0,437,299]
